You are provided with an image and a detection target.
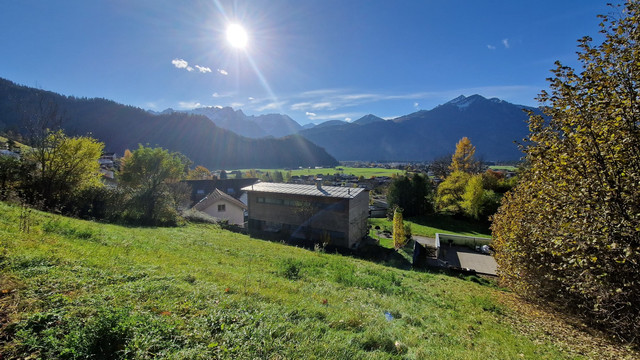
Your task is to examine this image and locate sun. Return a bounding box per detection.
[226,23,248,49]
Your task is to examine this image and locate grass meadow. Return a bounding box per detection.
[235,166,405,179]
[0,202,634,359]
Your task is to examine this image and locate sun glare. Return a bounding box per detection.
[226,23,248,49]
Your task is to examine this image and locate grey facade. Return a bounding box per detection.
[242,182,369,248]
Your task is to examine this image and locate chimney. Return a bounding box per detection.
[315,178,323,191]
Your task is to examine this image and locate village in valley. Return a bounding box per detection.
[1,1,638,359]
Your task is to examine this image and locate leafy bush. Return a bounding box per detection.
[181,208,220,224]
[492,2,640,344]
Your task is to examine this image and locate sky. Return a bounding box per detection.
[0,0,613,125]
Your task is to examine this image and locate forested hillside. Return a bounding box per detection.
[0,78,337,169]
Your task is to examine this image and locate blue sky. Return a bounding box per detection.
[1,0,611,125]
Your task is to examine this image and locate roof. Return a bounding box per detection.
[241,182,365,199]
[194,189,247,211]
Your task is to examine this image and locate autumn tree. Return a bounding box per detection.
[435,171,470,214]
[119,145,189,225]
[22,131,104,210]
[461,174,484,219]
[449,137,480,173]
[392,208,406,250]
[186,165,213,180]
[492,2,640,343]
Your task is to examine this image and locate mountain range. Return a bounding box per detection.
[297,95,538,161]
[0,78,337,169]
[166,95,535,161]
[1,76,537,164]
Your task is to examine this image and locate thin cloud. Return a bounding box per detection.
[195,65,212,73]
[414,102,419,108]
[345,117,352,122]
[212,92,234,98]
[217,69,229,76]
[311,102,333,110]
[291,102,312,111]
[502,38,510,48]
[305,111,317,117]
[230,102,244,108]
[178,101,202,109]
[487,45,496,50]
[256,101,286,111]
[306,112,358,121]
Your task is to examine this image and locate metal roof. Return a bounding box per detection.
[241,182,365,199]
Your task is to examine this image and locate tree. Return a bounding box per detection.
[392,208,406,250]
[0,155,21,200]
[430,154,453,180]
[411,173,433,216]
[435,171,470,214]
[386,175,412,218]
[23,131,104,210]
[119,145,189,225]
[492,2,640,343]
[186,165,212,180]
[273,170,284,183]
[461,174,484,219]
[449,137,480,173]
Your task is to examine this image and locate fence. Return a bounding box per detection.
[435,233,492,248]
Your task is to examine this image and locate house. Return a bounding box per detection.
[242,181,369,248]
[193,189,247,226]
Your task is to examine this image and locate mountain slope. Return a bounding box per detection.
[187,106,302,138]
[299,95,537,161]
[0,78,337,169]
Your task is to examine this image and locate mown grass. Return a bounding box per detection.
[0,201,578,359]
[369,215,492,244]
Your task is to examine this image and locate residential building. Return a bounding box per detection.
[242,181,369,248]
[193,189,247,226]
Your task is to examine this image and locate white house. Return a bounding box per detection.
[193,189,247,226]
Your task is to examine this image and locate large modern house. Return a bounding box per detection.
[242,181,369,248]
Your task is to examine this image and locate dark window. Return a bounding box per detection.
[218,204,226,212]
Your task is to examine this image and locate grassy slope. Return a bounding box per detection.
[0,202,634,359]
[0,136,27,149]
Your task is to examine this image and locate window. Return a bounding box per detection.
[257,197,265,203]
[218,204,226,212]
[196,189,205,195]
